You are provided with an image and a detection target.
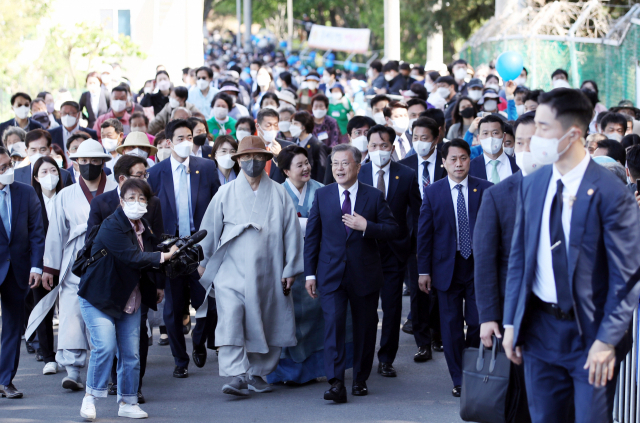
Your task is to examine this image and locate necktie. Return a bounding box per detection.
[422,161,430,190]
[178,164,190,237]
[0,190,10,239]
[455,184,471,259]
[397,139,407,159]
[489,160,500,184]
[549,179,572,312]
[341,190,352,235]
[377,170,386,199]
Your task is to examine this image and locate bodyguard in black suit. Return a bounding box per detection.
[47,101,97,153]
[0,92,43,141]
[469,115,519,183]
[417,139,493,397]
[357,125,421,376]
[305,143,400,403]
[14,129,74,188]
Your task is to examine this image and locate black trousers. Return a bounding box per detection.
[407,253,441,348]
[377,250,407,364]
[31,278,58,363]
[0,267,30,386]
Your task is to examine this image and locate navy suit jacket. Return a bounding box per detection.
[504,160,640,352]
[304,182,401,297]
[469,153,519,181]
[473,171,522,324]
[268,140,293,183]
[358,161,421,263]
[15,165,74,188]
[0,182,45,289]
[147,156,220,236]
[48,126,98,152]
[0,118,43,141]
[398,149,447,183]
[417,175,493,291]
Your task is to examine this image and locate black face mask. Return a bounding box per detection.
[79,163,102,181]
[240,159,267,177]
[193,134,208,146]
[460,108,475,119]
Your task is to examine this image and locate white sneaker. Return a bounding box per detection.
[247,375,273,393]
[80,396,96,420]
[43,362,58,375]
[118,403,148,419]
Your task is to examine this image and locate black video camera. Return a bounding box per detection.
[157,230,207,279]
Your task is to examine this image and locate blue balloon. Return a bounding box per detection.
[350,63,359,72]
[325,59,334,68]
[317,66,324,74]
[495,51,524,82]
[279,40,287,48]
[300,68,309,76]
[344,60,352,69]
[327,53,335,60]
[309,51,317,58]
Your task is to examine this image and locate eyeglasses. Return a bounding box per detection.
[77,158,104,165]
[129,172,149,180]
[331,161,354,168]
[239,154,269,161]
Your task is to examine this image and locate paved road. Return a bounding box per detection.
[1,296,465,422]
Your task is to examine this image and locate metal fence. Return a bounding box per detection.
[614,306,639,423]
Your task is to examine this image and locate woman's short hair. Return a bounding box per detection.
[277,144,308,171]
[293,111,314,134]
[311,93,329,108]
[120,178,153,201]
[235,117,256,134]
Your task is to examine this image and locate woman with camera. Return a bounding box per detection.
[76,178,177,420]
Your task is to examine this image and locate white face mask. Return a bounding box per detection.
[130,127,145,133]
[173,141,193,158]
[14,105,29,120]
[39,174,59,191]
[454,68,467,80]
[503,147,515,156]
[414,141,433,157]
[216,153,235,170]
[102,137,119,152]
[436,87,450,99]
[250,69,258,79]
[279,121,291,133]
[484,100,498,112]
[480,136,503,155]
[111,100,127,113]
[351,135,368,152]
[516,104,525,116]
[122,201,147,220]
[322,74,332,84]
[468,90,483,101]
[425,82,434,92]
[485,83,500,92]
[552,79,571,89]
[515,151,542,175]
[530,130,575,165]
[384,73,394,82]
[169,97,180,108]
[196,79,210,90]
[236,130,251,141]
[61,115,77,128]
[373,112,386,125]
[514,76,527,86]
[312,109,327,119]
[288,124,302,138]
[367,69,374,78]
[126,148,149,159]
[392,117,410,133]
[331,92,342,101]
[29,153,45,165]
[143,87,152,94]
[156,148,172,162]
[213,107,228,120]
[0,168,14,185]
[306,81,318,90]
[605,132,623,142]
[369,149,392,167]
[257,75,271,87]
[407,118,416,134]
[157,80,171,91]
[261,130,278,144]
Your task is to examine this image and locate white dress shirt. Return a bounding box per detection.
[170,155,194,232]
[533,151,590,303]
[394,134,412,160]
[62,124,80,154]
[191,146,203,158]
[448,176,469,251]
[42,192,57,219]
[418,152,437,199]
[372,161,390,198]
[483,151,513,182]
[90,92,100,117]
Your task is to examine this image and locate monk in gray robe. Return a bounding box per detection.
[198,136,303,396]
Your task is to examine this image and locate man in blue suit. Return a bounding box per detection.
[305,143,400,403]
[357,125,421,376]
[503,89,640,423]
[14,130,74,187]
[469,115,519,183]
[399,117,447,359]
[417,139,493,397]
[0,93,43,141]
[47,101,97,153]
[147,119,220,378]
[0,147,45,398]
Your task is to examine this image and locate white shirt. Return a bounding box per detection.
[62,124,80,154]
[170,155,194,232]
[285,178,308,206]
[372,161,390,198]
[90,92,100,117]
[448,176,469,251]
[191,146,203,158]
[418,152,437,199]
[533,152,590,303]
[394,134,412,160]
[483,151,513,182]
[43,192,57,219]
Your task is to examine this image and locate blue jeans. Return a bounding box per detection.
[79,298,141,404]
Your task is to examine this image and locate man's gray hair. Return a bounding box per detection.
[278,105,296,115]
[101,118,123,134]
[170,107,193,119]
[600,161,628,185]
[332,143,362,164]
[2,126,26,145]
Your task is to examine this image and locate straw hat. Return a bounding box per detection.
[230,136,274,161]
[116,132,158,156]
[69,139,113,162]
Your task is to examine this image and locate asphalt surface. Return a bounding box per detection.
[1,295,465,423]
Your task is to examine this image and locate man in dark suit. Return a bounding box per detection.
[503,89,640,423]
[357,125,421,376]
[469,115,519,183]
[147,119,220,378]
[255,108,292,184]
[417,139,493,397]
[399,117,447,359]
[79,82,110,129]
[0,147,45,398]
[0,93,43,141]
[47,101,97,153]
[305,143,400,403]
[86,154,163,403]
[15,130,73,187]
[324,116,375,185]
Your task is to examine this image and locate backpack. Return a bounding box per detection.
[71,223,107,278]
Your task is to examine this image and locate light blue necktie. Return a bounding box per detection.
[0,190,10,239]
[489,160,500,184]
[178,164,190,237]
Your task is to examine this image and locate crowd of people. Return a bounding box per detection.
[1,48,640,423]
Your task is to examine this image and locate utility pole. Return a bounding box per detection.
[287,0,293,50]
[236,0,242,47]
[383,0,401,61]
[243,0,252,52]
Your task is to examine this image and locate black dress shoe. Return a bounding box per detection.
[173,366,188,378]
[401,319,413,335]
[1,384,23,399]
[452,386,461,397]
[25,341,35,354]
[432,340,444,352]
[377,362,397,377]
[402,285,410,296]
[137,390,146,404]
[182,317,192,335]
[352,381,368,396]
[108,383,117,395]
[324,380,347,403]
[158,335,170,346]
[414,346,433,362]
[192,346,207,368]
[35,349,44,362]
